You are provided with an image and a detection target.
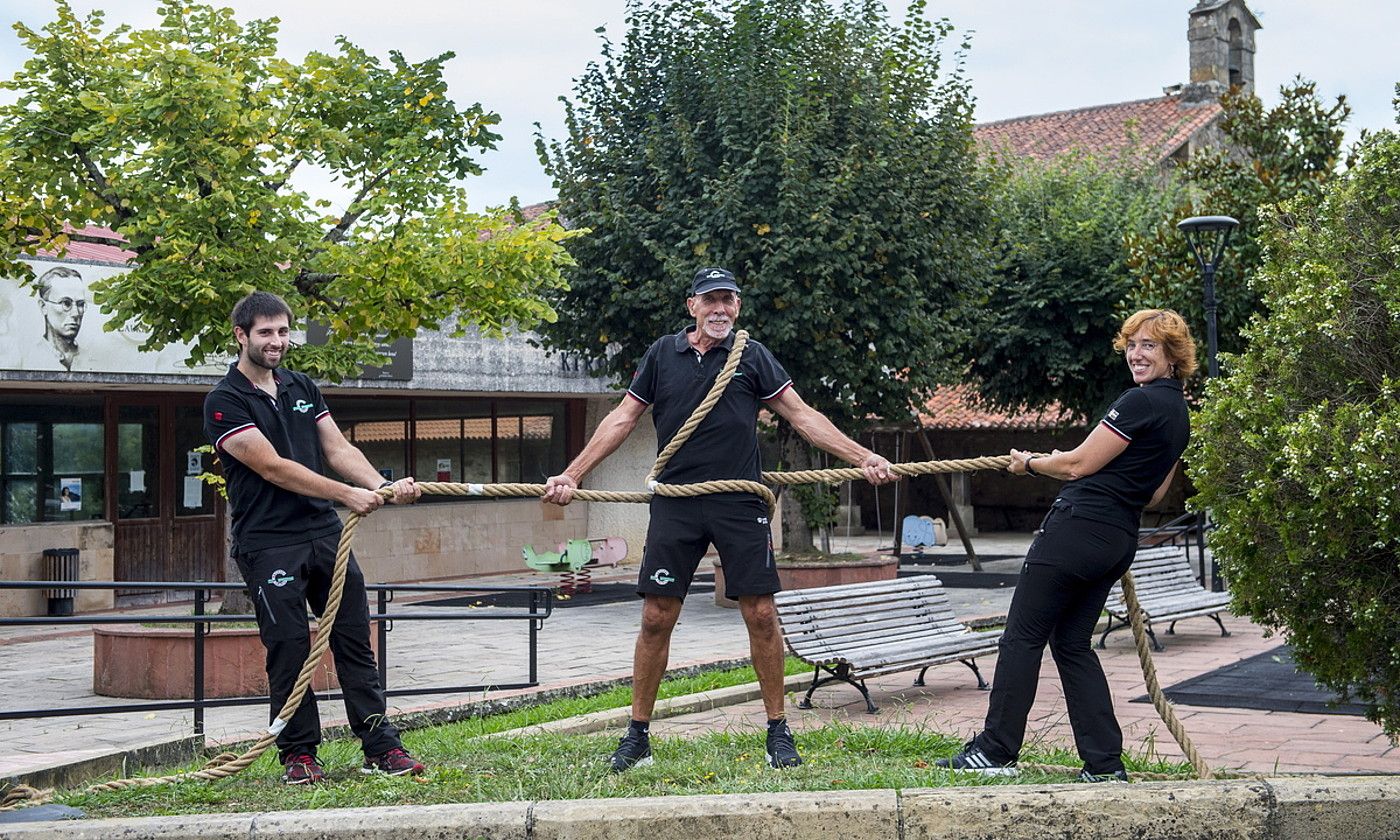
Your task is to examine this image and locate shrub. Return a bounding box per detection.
[1188,119,1400,738]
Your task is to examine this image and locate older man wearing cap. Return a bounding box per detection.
[543,266,894,772]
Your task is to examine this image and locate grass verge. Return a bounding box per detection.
[61,722,1192,818]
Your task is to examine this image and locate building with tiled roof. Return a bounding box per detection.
[1,211,632,617]
[974,0,1258,169]
[975,94,1224,168]
[917,385,1075,433]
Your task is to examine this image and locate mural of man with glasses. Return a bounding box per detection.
[34,266,89,371]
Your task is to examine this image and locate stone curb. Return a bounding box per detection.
[2,776,1397,839]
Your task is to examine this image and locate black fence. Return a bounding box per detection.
[0,580,552,736]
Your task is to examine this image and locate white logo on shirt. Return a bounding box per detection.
[1108,409,1119,420]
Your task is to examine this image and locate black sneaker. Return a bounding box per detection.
[934,740,1018,776]
[361,746,425,777]
[609,729,653,772]
[1078,768,1129,783]
[765,720,803,769]
[281,752,326,785]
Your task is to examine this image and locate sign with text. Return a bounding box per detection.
[305,322,413,381]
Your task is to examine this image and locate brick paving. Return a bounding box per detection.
[652,612,1397,775]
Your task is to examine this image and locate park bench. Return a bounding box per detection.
[774,576,1001,714]
[1097,545,1232,651]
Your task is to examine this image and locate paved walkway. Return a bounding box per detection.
[4,530,1393,781]
[654,611,1398,775]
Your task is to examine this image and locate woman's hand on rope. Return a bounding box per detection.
[1007,448,1035,476]
[859,453,896,485]
[383,477,421,505]
[541,473,578,506]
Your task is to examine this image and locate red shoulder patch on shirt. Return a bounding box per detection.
[214,411,223,420]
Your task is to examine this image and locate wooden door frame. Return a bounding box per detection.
[106,392,225,597]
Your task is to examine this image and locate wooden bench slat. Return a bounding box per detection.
[1100,549,1231,646]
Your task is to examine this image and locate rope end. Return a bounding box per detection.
[267,718,288,736]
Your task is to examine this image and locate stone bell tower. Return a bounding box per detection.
[1184,0,1261,103]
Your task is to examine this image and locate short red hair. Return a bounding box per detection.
[1113,309,1198,381]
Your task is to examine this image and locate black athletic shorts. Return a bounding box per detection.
[638,494,778,601]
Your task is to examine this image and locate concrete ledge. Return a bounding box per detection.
[3,777,1397,839]
[531,789,899,839]
[901,780,1275,839]
[0,736,201,792]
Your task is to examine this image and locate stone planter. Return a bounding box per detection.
[712,554,898,608]
[93,623,381,699]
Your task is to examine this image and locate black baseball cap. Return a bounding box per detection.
[690,267,740,296]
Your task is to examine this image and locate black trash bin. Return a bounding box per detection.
[42,547,79,616]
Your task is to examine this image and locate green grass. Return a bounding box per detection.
[53,658,1193,817]
[60,722,1193,818]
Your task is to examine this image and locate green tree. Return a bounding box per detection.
[535,0,988,547]
[0,1,580,379]
[1126,79,1351,366]
[1188,118,1400,738]
[966,149,1189,419]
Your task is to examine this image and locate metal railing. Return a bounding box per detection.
[0,579,552,736]
[1139,510,1221,591]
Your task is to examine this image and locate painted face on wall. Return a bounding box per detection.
[40,273,87,341]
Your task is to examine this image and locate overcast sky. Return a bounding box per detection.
[2,1,1396,210]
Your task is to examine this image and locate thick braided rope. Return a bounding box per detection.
[646,330,749,486]
[1021,572,1213,781]
[26,493,390,804]
[1119,570,1213,778]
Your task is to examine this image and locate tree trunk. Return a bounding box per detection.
[778,424,816,554]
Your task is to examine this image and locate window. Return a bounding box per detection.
[1227,19,1244,88]
[324,395,573,502]
[332,397,411,484]
[1,396,105,524]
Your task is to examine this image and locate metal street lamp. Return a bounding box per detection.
[1176,215,1238,593]
[1176,215,1239,378]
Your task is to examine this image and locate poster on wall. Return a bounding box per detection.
[59,478,82,511]
[1,258,229,375]
[436,458,452,482]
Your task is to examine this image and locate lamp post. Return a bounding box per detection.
[1176,214,1238,592]
[1176,215,1239,378]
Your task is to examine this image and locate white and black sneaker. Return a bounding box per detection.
[1078,768,1129,783]
[765,720,803,769]
[609,729,653,773]
[934,740,1018,776]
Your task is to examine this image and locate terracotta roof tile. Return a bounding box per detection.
[34,225,134,265]
[918,384,1076,432]
[974,94,1223,163]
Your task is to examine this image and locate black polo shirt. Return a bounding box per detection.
[627,327,792,485]
[1057,378,1190,534]
[204,364,343,553]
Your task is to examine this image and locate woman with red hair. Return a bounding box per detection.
[938,309,1197,781]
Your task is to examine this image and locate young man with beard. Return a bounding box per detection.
[203,291,425,784]
[543,267,896,772]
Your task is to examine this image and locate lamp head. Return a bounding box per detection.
[1177,215,1240,271]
